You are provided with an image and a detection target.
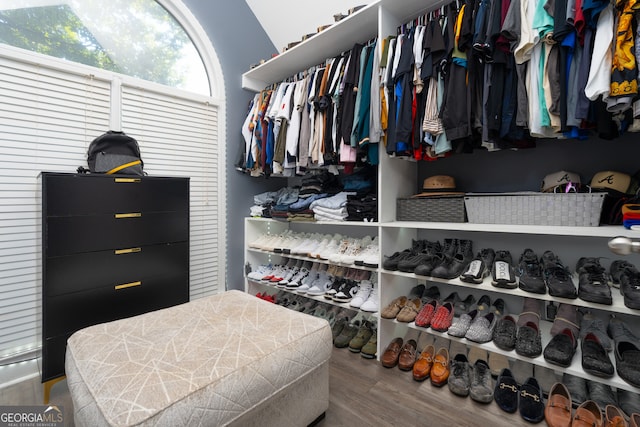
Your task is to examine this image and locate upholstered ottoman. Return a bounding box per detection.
[65,290,332,426]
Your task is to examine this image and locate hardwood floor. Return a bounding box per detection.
[0,348,531,427]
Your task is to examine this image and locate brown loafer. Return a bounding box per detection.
[398,339,417,371]
[381,337,403,368]
[396,298,422,323]
[572,400,602,427]
[430,347,450,387]
[631,413,640,427]
[381,296,407,319]
[545,382,572,427]
[413,344,435,381]
[605,405,628,427]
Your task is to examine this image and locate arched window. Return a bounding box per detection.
[0,0,225,367]
[0,0,211,96]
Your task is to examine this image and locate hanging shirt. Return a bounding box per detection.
[584,4,613,101]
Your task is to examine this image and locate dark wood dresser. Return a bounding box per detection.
[40,172,189,400]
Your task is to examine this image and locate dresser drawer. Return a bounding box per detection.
[44,242,188,297]
[45,211,188,256]
[42,173,189,216]
[44,274,189,338]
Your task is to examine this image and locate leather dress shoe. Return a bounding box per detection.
[516,321,542,358]
[614,338,640,387]
[604,405,627,427]
[415,299,439,328]
[617,388,640,418]
[381,337,403,368]
[396,298,421,323]
[430,302,455,332]
[413,344,435,381]
[465,312,497,343]
[519,377,545,423]
[493,315,517,351]
[381,296,407,319]
[545,382,572,427]
[580,312,611,352]
[572,400,602,427]
[494,368,519,413]
[543,328,577,367]
[587,380,617,414]
[430,347,450,387]
[581,332,614,378]
[398,339,417,371]
[563,374,587,408]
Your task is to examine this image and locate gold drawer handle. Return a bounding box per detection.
[114,178,141,183]
[115,212,142,219]
[114,247,141,255]
[115,281,141,290]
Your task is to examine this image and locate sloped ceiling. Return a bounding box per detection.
[245,0,375,53]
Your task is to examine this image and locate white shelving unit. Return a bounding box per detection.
[241,0,640,395]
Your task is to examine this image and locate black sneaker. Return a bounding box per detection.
[610,260,638,288]
[620,269,640,309]
[382,239,425,271]
[333,280,359,303]
[541,251,577,299]
[517,249,546,294]
[460,248,495,284]
[324,278,345,300]
[576,257,612,305]
[414,239,452,276]
[492,250,517,289]
[397,240,440,273]
[432,239,474,280]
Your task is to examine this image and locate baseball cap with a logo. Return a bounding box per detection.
[590,171,638,195]
[541,171,581,193]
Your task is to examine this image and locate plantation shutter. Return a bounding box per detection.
[121,85,223,299]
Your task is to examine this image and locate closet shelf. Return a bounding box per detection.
[380,269,639,317]
[383,221,637,238]
[391,317,639,393]
[246,247,379,273]
[242,2,380,92]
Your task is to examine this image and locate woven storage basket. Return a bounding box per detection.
[397,196,466,222]
[464,192,606,226]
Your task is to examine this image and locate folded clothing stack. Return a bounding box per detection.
[622,204,640,229]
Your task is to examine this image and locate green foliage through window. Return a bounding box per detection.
[0,1,209,95]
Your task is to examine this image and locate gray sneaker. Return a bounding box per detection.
[470,359,494,403]
[448,353,471,397]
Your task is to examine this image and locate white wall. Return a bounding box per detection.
[245,0,375,53]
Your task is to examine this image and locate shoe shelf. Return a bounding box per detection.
[380,316,639,393]
[379,269,640,317]
[246,278,374,315]
[383,221,639,239]
[246,247,379,273]
[246,216,379,228]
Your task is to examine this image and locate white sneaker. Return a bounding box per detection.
[350,279,372,308]
[247,263,272,280]
[318,234,342,260]
[341,236,372,265]
[307,267,333,296]
[356,236,379,268]
[328,238,353,263]
[360,282,378,313]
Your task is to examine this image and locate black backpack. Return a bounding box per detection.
[85,130,144,175]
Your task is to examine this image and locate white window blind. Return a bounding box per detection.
[0,50,225,362]
[121,85,223,299]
